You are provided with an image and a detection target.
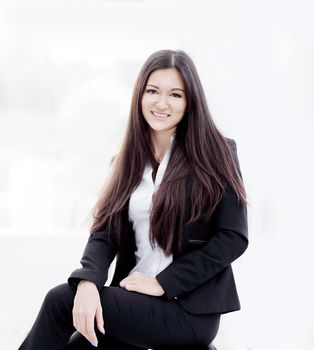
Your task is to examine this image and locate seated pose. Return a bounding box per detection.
[19,49,249,350]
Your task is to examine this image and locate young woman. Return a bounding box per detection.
[19,49,248,350]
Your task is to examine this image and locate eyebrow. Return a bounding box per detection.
[146,84,185,92]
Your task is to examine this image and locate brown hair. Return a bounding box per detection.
[90,49,247,256]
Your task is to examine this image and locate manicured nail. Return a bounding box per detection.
[101,326,105,334]
[91,340,98,347]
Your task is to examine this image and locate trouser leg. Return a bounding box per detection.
[18,282,220,350]
[97,286,221,349]
[67,284,221,349]
[18,282,146,350]
[18,283,76,350]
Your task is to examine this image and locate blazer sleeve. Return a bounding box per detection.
[155,139,249,300]
[67,228,118,292]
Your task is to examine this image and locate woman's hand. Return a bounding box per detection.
[119,271,165,296]
[72,280,105,347]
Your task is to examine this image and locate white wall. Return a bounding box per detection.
[0,0,313,349]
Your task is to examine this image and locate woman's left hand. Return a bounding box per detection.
[119,271,165,296]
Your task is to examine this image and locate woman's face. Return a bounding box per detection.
[141,68,187,135]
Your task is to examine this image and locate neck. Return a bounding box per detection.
[150,129,175,161]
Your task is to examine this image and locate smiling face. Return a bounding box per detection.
[141,68,187,137]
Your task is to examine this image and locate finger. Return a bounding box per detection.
[124,283,137,292]
[72,308,81,330]
[72,310,77,329]
[75,315,85,339]
[120,275,136,286]
[95,306,105,335]
[84,316,98,347]
[120,280,130,288]
[119,277,130,286]
[73,310,82,331]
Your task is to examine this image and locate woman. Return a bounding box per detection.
[19,49,248,350]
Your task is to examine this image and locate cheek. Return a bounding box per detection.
[141,95,147,110]
[174,101,187,115]
[141,97,146,111]
[142,94,154,108]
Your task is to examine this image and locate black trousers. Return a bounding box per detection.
[18,283,221,350]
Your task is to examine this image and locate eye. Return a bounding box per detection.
[145,89,182,98]
[171,93,182,98]
[145,88,157,94]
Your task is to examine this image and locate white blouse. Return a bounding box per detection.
[127,133,176,277]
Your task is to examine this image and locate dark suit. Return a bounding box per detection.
[68,138,249,316]
[19,138,248,349]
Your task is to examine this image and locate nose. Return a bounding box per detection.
[155,94,170,110]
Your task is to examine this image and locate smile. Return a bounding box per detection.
[151,111,170,119]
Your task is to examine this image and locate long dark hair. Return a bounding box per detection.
[90,49,247,256]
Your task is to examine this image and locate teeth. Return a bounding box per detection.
[152,111,169,118]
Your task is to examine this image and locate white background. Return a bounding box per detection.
[0,0,313,349]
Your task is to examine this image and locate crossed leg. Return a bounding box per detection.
[19,283,220,350]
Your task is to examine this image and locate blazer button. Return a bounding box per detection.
[174,296,178,299]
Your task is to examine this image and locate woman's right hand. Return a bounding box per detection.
[72,280,105,347]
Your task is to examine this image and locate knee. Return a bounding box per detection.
[44,283,75,311]
[66,331,91,349]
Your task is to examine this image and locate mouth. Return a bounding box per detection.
[151,111,170,119]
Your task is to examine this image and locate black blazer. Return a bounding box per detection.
[68,138,248,315]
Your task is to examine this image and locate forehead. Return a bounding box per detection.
[146,68,185,89]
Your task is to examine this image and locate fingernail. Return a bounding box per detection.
[101,326,105,334]
[91,340,98,347]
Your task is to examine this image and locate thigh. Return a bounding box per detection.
[98,286,221,349]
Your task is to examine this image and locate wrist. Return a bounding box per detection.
[78,280,96,288]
